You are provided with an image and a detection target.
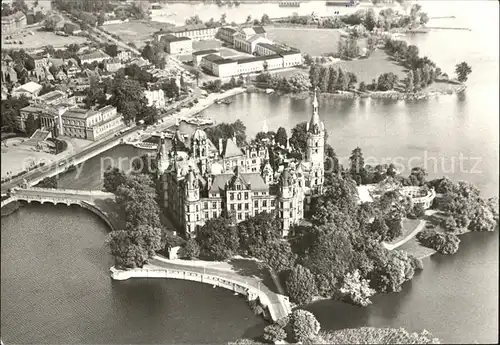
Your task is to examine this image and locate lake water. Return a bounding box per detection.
[1,1,498,344]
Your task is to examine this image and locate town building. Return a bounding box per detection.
[217,26,238,44]
[63,22,80,35]
[192,49,220,67]
[105,57,123,73]
[200,54,237,78]
[144,89,166,108]
[12,81,42,99]
[116,49,132,62]
[1,11,27,33]
[80,50,111,65]
[161,34,193,55]
[157,91,326,237]
[155,24,219,42]
[38,104,123,141]
[234,35,272,54]
[34,90,68,106]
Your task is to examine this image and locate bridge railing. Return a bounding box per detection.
[13,187,114,197]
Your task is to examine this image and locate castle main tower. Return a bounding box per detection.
[306,88,325,194]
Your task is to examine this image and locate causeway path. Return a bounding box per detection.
[150,256,291,320]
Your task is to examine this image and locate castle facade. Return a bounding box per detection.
[157,92,325,238]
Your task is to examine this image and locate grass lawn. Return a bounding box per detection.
[265,27,345,56]
[399,237,436,259]
[386,218,422,246]
[2,29,88,50]
[103,20,168,48]
[192,39,222,51]
[331,50,408,84]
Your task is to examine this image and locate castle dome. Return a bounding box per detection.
[192,127,207,141]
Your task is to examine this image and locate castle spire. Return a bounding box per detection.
[307,87,322,133]
[262,119,268,133]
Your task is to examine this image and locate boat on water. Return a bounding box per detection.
[266,88,274,94]
[184,117,215,126]
[326,0,359,6]
[131,142,158,150]
[406,27,430,33]
[279,1,300,7]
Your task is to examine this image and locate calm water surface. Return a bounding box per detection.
[1,1,498,344]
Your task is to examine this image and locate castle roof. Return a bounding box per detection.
[209,172,268,193]
[222,138,243,158]
[192,127,207,141]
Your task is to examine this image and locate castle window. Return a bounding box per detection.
[252,159,256,164]
[315,142,318,147]
[196,214,200,221]
[238,213,242,220]
[237,193,241,200]
[196,205,199,212]
[280,211,283,218]
[254,192,258,196]
[204,202,208,209]
[237,204,242,211]
[230,193,234,201]
[263,200,267,207]
[245,203,249,210]
[187,215,191,222]
[205,212,208,219]
[271,200,275,207]
[244,192,248,199]
[254,200,259,208]
[230,204,235,211]
[213,211,217,218]
[212,202,217,209]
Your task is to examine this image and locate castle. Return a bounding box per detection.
[157,91,325,238]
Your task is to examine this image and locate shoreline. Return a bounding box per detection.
[110,255,292,322]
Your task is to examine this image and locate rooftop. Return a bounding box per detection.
[161,23,215,33]
[256,42,287,54]
[38,90,66,103]
[203,53,224,63]
[236,54,281,64]
[14,81,42,94]
[161,34,191,42]
[222,138,243,158]
[192,49,219,56]
[62,108,97,120]
[253,26,266,34]
[80,50,111,61]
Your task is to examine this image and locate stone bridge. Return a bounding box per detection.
[2,187,121,230]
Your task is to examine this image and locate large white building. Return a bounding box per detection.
[144,89,166,108]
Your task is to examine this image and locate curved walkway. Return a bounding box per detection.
[111,255,291,321]
[383,219,426,250]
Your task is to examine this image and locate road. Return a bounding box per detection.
[57,10,140,55]
[0,126,138,194]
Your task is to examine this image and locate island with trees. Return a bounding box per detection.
[255,4,471,101]
[102,117,497,344]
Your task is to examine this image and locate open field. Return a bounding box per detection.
[103,20,170,48]
[332,50,407,83]
[265,27,345,56]
[1,29,89,50]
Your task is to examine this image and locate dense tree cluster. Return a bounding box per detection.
[309,65,358,92]
[431,179,498,233]
[416,229,460,255]
[204,120,247,148]
[256,72,312,93]
[104,170,164,268]
[1,95,29,132]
